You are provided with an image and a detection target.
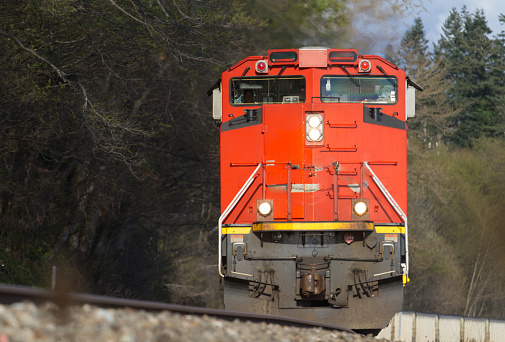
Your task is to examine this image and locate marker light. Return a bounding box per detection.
[255,60,268,73]
[344,233,355,244]
[359,59,371,72]
[353,201,368,216]
[258,201,273,216]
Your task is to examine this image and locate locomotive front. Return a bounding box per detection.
[210,48,421,332]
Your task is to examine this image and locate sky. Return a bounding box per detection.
[409,0,505,45]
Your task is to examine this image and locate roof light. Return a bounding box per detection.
[255,60,268,73]
[359,59,371,72]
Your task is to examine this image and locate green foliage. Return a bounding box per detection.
[401,17,429,60]
[397,18,456,145]
[434,7,505,146]
[406,137,505,318]
[398,10,505,148]
[0,0,257,297]
[241,0,348,51]
[0,242,39,285]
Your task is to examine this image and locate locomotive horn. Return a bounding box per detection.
[245,109,257,122]
[370,107,382,121]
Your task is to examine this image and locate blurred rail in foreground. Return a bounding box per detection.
[0,284,353,334]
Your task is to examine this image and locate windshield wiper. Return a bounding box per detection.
[377,65,397,88]
[268,65,287,92]
[339,65,360,88]
[234,67,250,91]
[275,65,286,79]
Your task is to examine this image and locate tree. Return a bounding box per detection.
[406,138,505,318]
[0,0,257,299]
[434,7,505,146]
[240,0,347,52]
[399,18,429,71]
[397,18,457,145]
[241,0,426,53]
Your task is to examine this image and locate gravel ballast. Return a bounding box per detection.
[0,302,391,341]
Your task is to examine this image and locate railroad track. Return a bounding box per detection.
[0,284,354,334]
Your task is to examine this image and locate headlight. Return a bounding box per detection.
[308,128,322,141]
[353,201,368,216]
[308,115,321,128]
[306,114,323,142]
[258,201,273,216]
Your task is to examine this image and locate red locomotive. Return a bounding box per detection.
[210,47,421,332]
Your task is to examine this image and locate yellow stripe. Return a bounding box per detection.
[222,227,252,235]
[223,224,404,234]
[252,222,374,231]
[375,226,405,234]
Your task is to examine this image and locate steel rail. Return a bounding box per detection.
[0,284,355,333]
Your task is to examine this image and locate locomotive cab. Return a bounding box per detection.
[212,47,421,332]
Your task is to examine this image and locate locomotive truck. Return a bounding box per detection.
[210,47,421,332]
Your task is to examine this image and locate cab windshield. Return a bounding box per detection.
[320,76,398,104]
[230,76,306,105]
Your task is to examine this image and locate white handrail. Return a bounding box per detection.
[218,163,262,277]
[363,162,409,276]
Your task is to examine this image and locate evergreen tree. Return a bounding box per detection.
[384,43,400,66]
[398,18,455,144]
[398,17,429,80]
[435,7,505,146]
[402,18,429,58]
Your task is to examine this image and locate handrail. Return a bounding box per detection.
[363,162,409,277]
[218,163,262,277]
